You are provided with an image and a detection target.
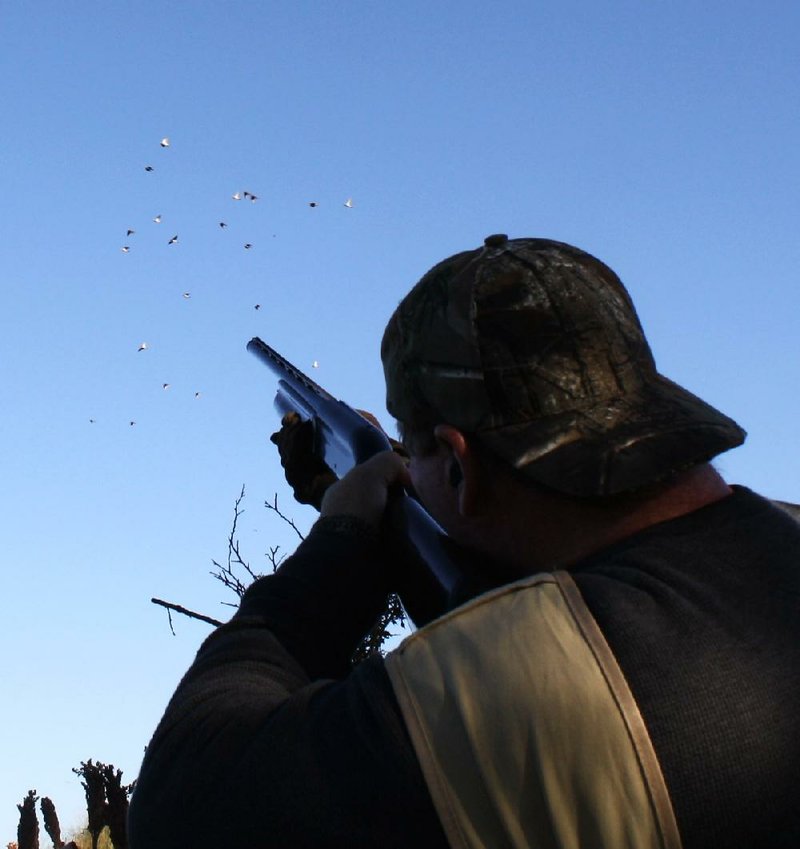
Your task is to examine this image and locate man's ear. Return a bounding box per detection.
[433,424,483,516]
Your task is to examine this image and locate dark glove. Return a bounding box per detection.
[270,412,338,510]
[270,411,409,511]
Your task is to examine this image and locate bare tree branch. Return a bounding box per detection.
[264,493,305,541]
[210,485,264,600]
[265,543,286,572]
[151,598,223,628]
[151,485,406,661]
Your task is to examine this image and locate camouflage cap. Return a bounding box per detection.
[381,234,746,497]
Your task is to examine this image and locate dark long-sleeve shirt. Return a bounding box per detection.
[129,515,449,848]
[129,488,800,849]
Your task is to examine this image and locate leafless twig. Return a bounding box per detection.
[265,493,305,541]
[152,486,304,633]
[264,544,285,572]
[151,598,223,629]
[210,485,263,600]
[149,482,406,662]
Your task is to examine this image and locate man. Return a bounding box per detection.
[128,235,800,848]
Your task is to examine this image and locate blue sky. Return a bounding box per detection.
[2,0,799,840]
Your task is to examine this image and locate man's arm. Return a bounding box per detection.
[128,506,448,849]
[252,337,465,625]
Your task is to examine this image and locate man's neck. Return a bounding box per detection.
[488,464,733,575]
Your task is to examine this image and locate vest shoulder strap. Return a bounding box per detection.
[385,571,682,849]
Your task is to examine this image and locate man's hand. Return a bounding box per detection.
[270,410,409,511]
[270,412,338,509]
[320,450,411,530]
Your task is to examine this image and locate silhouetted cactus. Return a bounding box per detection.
[72,762,107,849]
[100,764,134,849]
[12,760,133,849]
[40,796,63,848]
[16,790,39,849]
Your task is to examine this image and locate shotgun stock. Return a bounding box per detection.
[247,336,466,626]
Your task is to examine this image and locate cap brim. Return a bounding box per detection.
[476,374,746,497]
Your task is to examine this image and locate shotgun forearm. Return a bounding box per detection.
[247,337,463,625]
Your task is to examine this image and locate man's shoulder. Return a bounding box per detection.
[770,498,800,522]
[729,484,800,520]
[392,571,562,648]
[386,571,594,689]
[384,570,683,849]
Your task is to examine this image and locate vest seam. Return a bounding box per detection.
[387,573,562,849]
[553,570,684,849]
[385,653,473,849]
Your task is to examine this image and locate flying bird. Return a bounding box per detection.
[343,198,353,208]
[182,292,191,299]
[89,418,96,424]
[121,246,130,253]
[138,342,149,352]
[254,304,261,310]
[130,421,136,426]
[232,192,242,200]
[308,202,318,208]
[153,214,162,223]
[244,243,252,249]
[194,392,201,398]
[243,191,258,202]
[219,221,227,228]
[168,235,178,245]
[160,137,170,147]
[162,383,170,390]
[312,360,320,369]
[145,165,154,172]
[127,229,135,236]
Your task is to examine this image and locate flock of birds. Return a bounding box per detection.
[120,138,354,257]
[92,137,344,427]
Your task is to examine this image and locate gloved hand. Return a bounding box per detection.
[270,412,337,510]
[270,410,409,511]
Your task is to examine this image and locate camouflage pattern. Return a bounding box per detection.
[381,235,746,496]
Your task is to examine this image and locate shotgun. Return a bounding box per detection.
[247,336,471,626]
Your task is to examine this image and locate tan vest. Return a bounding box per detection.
[385,571,683,849]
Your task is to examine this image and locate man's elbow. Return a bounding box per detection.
[128,762,215,849]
